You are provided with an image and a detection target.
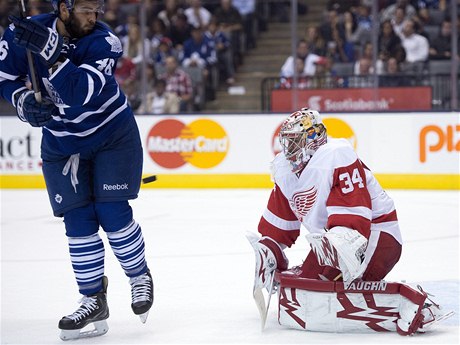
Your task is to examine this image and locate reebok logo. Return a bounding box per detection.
[103,183,129,191]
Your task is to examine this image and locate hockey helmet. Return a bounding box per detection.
[279,108,327,173]
[52,0,105,14]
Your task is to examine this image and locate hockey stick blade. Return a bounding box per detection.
[253,271,275,331]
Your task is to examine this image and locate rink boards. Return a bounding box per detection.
[1,112,459,189]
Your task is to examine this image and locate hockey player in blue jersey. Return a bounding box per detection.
[0,0,153,340]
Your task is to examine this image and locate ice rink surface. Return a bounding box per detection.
[1,188,459,344]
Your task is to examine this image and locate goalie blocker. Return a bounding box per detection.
[276,271,453,336]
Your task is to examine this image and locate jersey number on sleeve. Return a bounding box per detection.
[95,58,115,75]
[0,40,8,61]
[339,168,364,194]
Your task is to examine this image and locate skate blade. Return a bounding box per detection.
[138,311,149,324]
[419,310,455,332]
[59,320,109,341]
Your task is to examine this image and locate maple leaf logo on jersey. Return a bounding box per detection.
[290,186,317,221]
[105,32,122,53]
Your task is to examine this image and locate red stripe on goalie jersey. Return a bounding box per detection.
[326,159,372,238]
[258,184,300,247]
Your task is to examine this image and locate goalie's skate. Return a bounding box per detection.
[417,285,454,333]
[58,276,109,341]
[130,270,154,323]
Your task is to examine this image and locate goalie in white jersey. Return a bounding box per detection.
[247,108,453,335]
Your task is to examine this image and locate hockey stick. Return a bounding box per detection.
[253,270,276,331]
[18,0,42,103]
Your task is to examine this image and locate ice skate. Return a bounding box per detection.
[58,276,109,341]
[130,269,154,323]
[417,286,454,332]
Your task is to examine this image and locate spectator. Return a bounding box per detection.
[114,13,138,41]
[102,0,127,30]
[349,57,374,87]
[169,12,193,56]
[0,0,10,36]
[429,19,458,60]
[390,5,408,37]
[305,25,327,56]
[121,23,151,66]
[416,0,447,11]
[182,26,218,100]
[214,0,244,66]
[137,79,180,114]
[205,19,236,85]
[184,0,212,30]
[158,0,185,29]
[319,9,342,42]
[281,39,321,77]
[115,55,137,98]
[279,57,311,89]
[354,42,384,75]
[347,4,372,46]
[311,56,338,89]
[398,18,429,64]
[379,57,411,86]
[149,18,169,54]
[327,0,360,14]
[378,19,405,62]
[159,56,194,112]
[327,26,355,63]
[153,37,177,66]
[380,0,416,22]
[233,0,257,50]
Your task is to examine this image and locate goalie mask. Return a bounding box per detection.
[279,108,327,173]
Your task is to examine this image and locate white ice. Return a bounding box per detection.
[1,189,459,344]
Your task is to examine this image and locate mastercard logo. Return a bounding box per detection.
[146,118,229,169]
[272,117,357,155]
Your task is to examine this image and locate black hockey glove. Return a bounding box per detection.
[16,90,56,127]
[9,15,63,66]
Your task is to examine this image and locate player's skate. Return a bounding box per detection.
[130,269,154,323]
[58,276,109,341]
[417,285,454,333]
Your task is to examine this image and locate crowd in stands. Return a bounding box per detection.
[278,0,459,93]
[0,0,268,114]
[0,0,458,113]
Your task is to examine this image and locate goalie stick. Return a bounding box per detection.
[18,0,42,103]
[253,270,276,331]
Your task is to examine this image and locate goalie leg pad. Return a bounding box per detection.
[276,273,452,335]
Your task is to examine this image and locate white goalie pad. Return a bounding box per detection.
[276,272,453,335]
[306,227,367,288]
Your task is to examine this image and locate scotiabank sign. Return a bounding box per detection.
[271,87,432,111]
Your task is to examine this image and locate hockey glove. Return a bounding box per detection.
[16,90,56,127]
[246,232,288,291]
[306,227,367,288]
[9,15,63,66]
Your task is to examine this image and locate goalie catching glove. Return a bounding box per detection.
[16,90,56,127]
[246,232,289,291]
[306,226,368,288]
[9,15,64,66]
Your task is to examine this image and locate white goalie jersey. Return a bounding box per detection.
[258,138,402,248]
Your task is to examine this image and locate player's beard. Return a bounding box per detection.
[64,12,96,39]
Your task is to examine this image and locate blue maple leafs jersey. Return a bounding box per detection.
[0,13,133,155]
